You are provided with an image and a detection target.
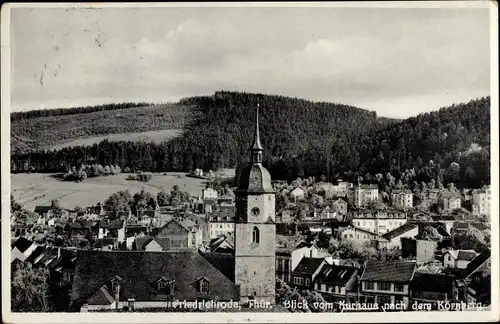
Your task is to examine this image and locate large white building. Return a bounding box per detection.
[391,189,413,210]
[353,184,379,208]
[472,185,491,216]
[349,209,407,235]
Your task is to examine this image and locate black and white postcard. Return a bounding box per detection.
[1,2,498,323]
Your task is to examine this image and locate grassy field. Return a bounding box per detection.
[11,103,196,153]
[11,169,235,211]
[50,129,183,150]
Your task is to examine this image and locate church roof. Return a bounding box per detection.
[236,163,275,194]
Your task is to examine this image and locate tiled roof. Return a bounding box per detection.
[12,237,34,253]
[463,249,491,279]
[134,236,154,250]
[382,223,418,240]
[70,251,239,310]
[293,257,325,276]
[34,206,52,213]
[360,260,416,282]
[410,273,455,293]
[457,250,478,261]
[314,265,358,286]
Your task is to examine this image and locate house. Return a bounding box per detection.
[463,250,491,305]
[291,242,327,271]
[401,238,438,264]
[276,246,293,283]
[410,273,457,309]
[378,223,419,249]
[144,238,172,251]
[156,219,203,250]
[353,184,379,208]
[443,249,478,269]
[471,186,491,216]
[98,219,126,243]
[291,257,326,289]
[313,264,359,305]
[331,198,348,215]
[218,195,234,207]
[93,238,118,251]
[11,237,38,263]
[202,187,218,200]
[427,189,442,203]
[69,251,239,312]
[132,236,154,251]
[349,209,407,235]
[313,206,341,221]
[391,189,413,210]
[11,224,27,238]
[207,209,235,239]
[332,180,352,198]
[359,260,416,308]
[339,226,378,244]
[290,187,306,202]
[34,205,53,217]
[279,210,293,223]
[441,192,461,211]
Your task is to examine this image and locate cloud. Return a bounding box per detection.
[9,6,490,117]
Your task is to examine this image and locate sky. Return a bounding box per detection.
[9,4,491,118]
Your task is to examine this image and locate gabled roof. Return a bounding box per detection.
[361,260,416,283]
[456,250,478,261]
[87,285,115,305]
[463,249,491,279]
[333,198,347,205]
[382,223,418,240]
[25,246,46,263]
[12,237,34,253]
[293,257,325,276]
[70,251,239,310]
[314,265,358,286]
[295,241,317,249]
[340,226,378,236]
[134,236,154,250]
[148,238,171,251]
[410,273,455,293]
[34,206,52,213]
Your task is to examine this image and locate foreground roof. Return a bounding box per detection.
[70,251,239,310]
[360,260,416,282]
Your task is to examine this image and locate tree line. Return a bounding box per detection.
[10,92,491,188]
[10,102,153,121]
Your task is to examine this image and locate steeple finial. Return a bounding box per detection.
[250,103,263,163]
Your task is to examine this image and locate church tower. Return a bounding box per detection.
[234,104,276,305]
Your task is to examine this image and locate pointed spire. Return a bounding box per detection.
[252,104,264,151]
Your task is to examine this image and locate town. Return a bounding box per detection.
[10,107,491,313]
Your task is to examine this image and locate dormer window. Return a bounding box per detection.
[252,226,260,243]
[111,281,120,294]
[156,277,175,295]
[200,280,209,293]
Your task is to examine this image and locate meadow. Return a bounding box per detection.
[11,169,235,211]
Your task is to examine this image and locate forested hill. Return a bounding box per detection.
[10,92,491,187]
[354,96,491,187]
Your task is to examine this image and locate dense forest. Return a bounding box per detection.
[10,92,491,188]
[10,102,153,121]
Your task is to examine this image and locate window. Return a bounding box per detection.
[378,282,391,291]
[305,278,310,286]
[365,282,374,290]
[394,283,404,292]
[111,281,120,294]
[252,227,260,243]
[157,279,175,295]
[200,280,209,293]
[378,295,392,304]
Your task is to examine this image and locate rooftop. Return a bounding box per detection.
[382,223,418,240]
[293,257,325,276]
[361,260,416,283]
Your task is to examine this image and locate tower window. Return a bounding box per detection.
[252,226,260,243]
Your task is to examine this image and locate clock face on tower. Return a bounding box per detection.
[251,207,260,217]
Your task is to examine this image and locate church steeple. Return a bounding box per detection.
[250,104,263,164]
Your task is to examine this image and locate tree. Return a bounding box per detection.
[453,226,488,252]
[11,262,51,312]
[416,226,443,242]
[310,194,325,209]
[316,231,330,249]
[11,195,22,213]
[302,290,328,312]
[104,190,132,213]
[157,190,169,206]
[445,162,461,184]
